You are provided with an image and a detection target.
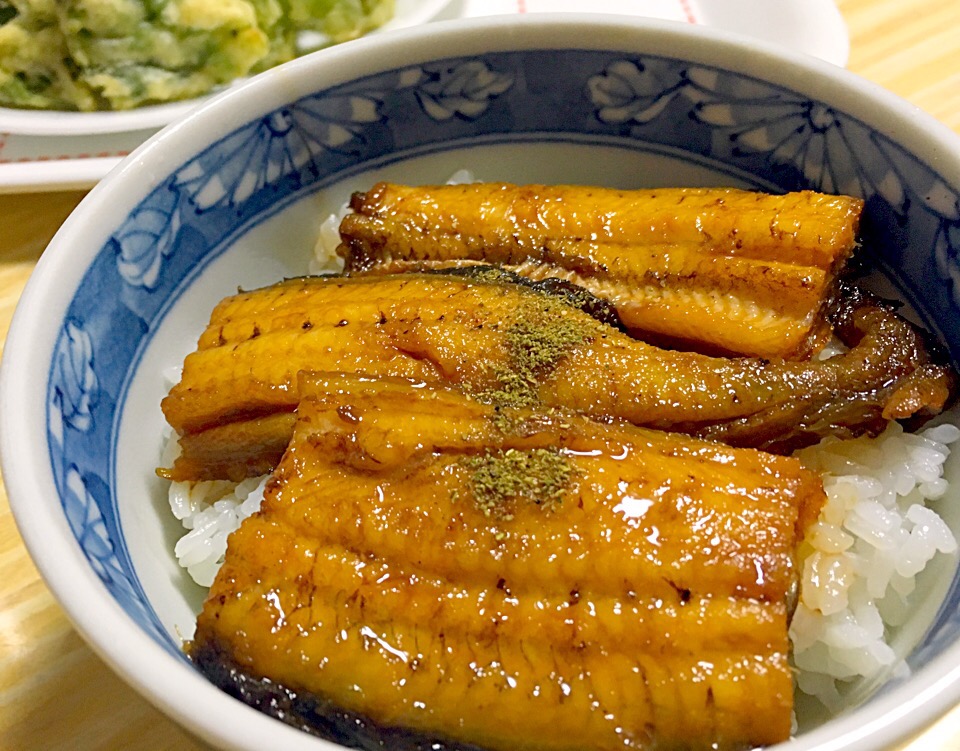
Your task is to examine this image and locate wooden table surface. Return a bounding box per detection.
[2,1,960,749]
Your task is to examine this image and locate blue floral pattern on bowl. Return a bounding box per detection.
[46,49,960,677]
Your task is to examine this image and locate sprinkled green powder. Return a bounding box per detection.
[461,447,574,519]
[474,295,592,410]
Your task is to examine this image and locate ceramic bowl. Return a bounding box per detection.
[4,13,960,751]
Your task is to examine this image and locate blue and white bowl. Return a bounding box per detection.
[4,14,960,751]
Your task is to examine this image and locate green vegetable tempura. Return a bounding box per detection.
[0,0,394,111]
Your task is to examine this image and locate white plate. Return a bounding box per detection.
[0,95,218,138]
[0,0,847,194]
[0,0,456,138]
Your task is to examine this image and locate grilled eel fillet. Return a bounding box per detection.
[189,372,826,751]
[337,183,863,358]
[159,269,954,482]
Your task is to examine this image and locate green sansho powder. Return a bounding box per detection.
[461,447,574,520]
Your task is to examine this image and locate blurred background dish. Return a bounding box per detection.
[0,0,455,194]
[0,0,456,136]
[0,0,846,194]
[445,0,849,66]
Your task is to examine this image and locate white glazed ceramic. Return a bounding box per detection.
[4,14,960,751]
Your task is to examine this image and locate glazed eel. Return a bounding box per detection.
[160,267,954,482]
[189,372,826,751]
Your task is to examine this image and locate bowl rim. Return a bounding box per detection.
[5,12,960,751]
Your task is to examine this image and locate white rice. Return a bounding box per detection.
[790,421,959,710]
[168,475,268,587]
[161,430,268,587]
[308,203,348,275]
